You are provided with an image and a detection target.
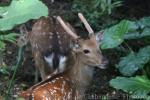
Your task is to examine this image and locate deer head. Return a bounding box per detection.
[57,13,107,69]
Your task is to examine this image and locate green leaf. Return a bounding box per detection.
[124,27,150,40]
[0,66,10,75]
[0,40,5,49]
[0,0,48,31]
[142,28,150,37]
[0,33,18,50]
[0,7,8,15]
[110,76,150,99]
[138,17,150,27]
[0,33,19,43]
[100,20,137,49]
[117,46,150,76]
[16,98,25,100]
[124,29,150,40]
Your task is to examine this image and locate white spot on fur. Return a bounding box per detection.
[53,90,56,93]
[52,80,56,83]
[58,35,60,38]
[35,43,38,49]
[54,87,60,90]
[58,40,61,45]
[46,75,52,79]
[35,53,38,57]
[44,53,54,68]
[49,36,52,39]
[68,92,71,99]
[48,82,51,84]
[53,69,58,74]
[60,77,63,79]
[32,93,34,99]
[56,32,59,34]
[59,56,67,72]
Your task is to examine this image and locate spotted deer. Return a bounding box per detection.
[28,16,76,80]
[20,13,107,100]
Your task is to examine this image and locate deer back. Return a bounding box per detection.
[28,17,75,80]
[20,72,81,100]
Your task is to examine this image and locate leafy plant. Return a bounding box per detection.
[110,76,150,99]
[72,0,122,29]
[124,16,150,40]
[100,20,137,49]
[0,0,48,31]
[100,17,150,49]
[117,46,150,76]
[0,0,48,49]
[94,0,122,15]
[0,0,48,99]
[99,16,150,99]
[0,33,18,50]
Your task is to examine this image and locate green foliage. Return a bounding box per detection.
[138,16,150,27]
[0,66,11,75]
[0,0,49,99]
[100,16,150,49]
[94,0,122,15]
[73,0,122,15]
[0,0,48,50]
[124,28,150,40]
[124,17,150,40]
[0,33,18,43]
[16,98,25,100]
[0,7,8,14]
[6,46,25,99]
[0,33,18,50]
[72,0,122,29]
[0,40,5,49]
[100,20,137,49]
[110,76,150,99]
[117,46,150,76]
[73,1,150,97]
[0,0,48,31]
[104,16,150,98]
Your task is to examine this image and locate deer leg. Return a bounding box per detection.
[34,67,39,83]
[34,52,47,81]
[35,58,47,80]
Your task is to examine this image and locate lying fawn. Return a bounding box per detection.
[20,13,107,100]
[28,16,76,80]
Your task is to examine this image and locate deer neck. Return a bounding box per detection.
[67,53,94,92]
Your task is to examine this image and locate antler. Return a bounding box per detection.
[78,13,94,35]
[57,16,79,40]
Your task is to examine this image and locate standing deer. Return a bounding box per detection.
[28,16,76,80]
[20,13,107,100]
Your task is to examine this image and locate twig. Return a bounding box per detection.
[5,45,25,100]
[5,25,27,100]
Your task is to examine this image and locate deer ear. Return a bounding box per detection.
[96,31,104,43]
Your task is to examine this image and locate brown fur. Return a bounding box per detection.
[20,34,105,100]
[28,17,74,80]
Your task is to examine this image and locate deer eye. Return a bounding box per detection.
[83,49,90,54]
